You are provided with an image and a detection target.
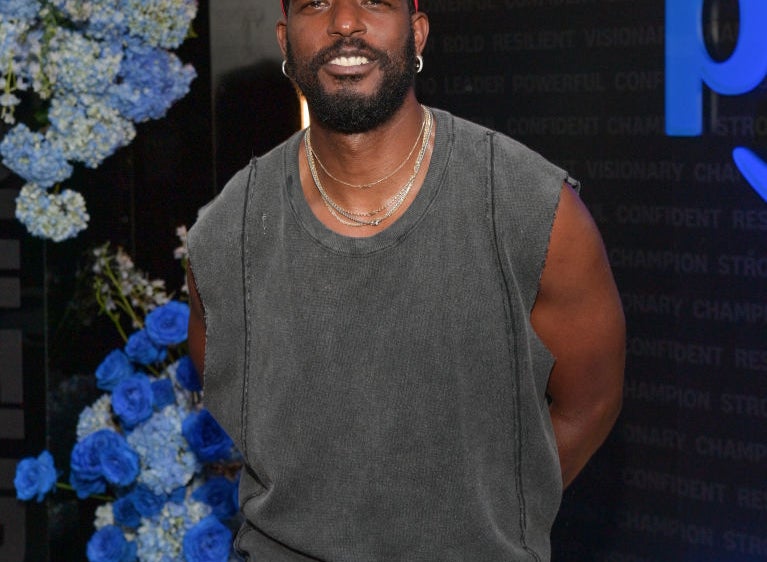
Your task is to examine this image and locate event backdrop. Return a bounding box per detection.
[207,0,767,560]
[413,1,767,560]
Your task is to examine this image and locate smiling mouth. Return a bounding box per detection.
[328,56,371,67]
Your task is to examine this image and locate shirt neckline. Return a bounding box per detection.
[283,107,453,256]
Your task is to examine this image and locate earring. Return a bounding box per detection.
[415,55,424,74]
[282,60,289,78]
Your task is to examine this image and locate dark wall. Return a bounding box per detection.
[417,1,766,560]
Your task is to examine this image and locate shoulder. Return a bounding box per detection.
[434,108,570,189]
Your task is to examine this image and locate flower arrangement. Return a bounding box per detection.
[0,0,197,241]
[14,230,242,562]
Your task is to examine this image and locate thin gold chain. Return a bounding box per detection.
[305,108,433,227]
[309,106,428,190]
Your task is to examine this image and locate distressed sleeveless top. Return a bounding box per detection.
[187,109,572,561]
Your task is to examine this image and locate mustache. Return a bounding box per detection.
[310,38,388,67]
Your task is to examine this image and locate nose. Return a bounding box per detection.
[327,0,366,37]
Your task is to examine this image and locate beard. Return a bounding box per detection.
[285,31,417,134]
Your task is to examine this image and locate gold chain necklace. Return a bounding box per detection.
[309,106,428,190]
[305,108,433,227]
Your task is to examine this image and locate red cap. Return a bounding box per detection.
[281,0,419,17]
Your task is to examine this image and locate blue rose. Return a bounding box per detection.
[191,476,238,520]
[96,350,134,391]
[129,484,166,518]
[182,409,233,463]
[169,485,186,504]
[151,378,176,410]
[112,374,154,429]
[70,471,106,499]
[182,516,232,562]
[113,495,141,528]
[124,329,167,365]
[175,356,201,392]
[145,301,190,346]
[86,525,137,562]
[98,436,140,487]
[70,430,139,497]
[14,450,57,502]
[72,430,120,476]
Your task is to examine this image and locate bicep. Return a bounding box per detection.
[531,183,625,416]
[186,264,206,384]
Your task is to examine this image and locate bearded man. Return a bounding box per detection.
[186,0,625,560]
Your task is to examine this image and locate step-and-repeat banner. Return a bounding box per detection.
[419,1,767,560]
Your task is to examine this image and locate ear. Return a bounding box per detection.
[411,11,429,56]
[276,19,288,58]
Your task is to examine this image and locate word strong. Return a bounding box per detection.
[665,0,767,201]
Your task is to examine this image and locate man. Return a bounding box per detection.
[187,0,625,559]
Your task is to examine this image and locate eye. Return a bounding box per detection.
[302,0,327,9]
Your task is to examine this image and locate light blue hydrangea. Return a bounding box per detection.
[127,404,200,496]
[83,0,128,40]
[0,124,73,187]
[76,394,116,440]
[109,41,195,122]
[47,93,136,168]
[50,0,94,22]
[0,0,41,22]
[1,1,197,242]
[124,0,197,49]
[1,16,30,70]
[44,28,122,94]
[135,492,211,562]
[15,183,90,241]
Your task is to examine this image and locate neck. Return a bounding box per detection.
[298,92,436,237]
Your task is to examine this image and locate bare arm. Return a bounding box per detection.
[531,183,625,488]
[186,264,206,386]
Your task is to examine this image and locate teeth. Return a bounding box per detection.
[330,56,370,67]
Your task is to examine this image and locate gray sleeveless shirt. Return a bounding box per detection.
[188,109,571,561]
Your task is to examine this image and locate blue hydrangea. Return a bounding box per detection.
[47,93,136,168]
[76,394,115,440]
[50,0,97,23]
[127,405,199,496]
[136,492,211,562]
[109,41,195,122]
[84,0,129,39]
[124,0,197,49]
[0,124,73,187]
[44,28,122,94]
[0,0,41,22]
[15,183,90,242]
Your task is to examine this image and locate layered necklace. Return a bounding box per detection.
[304,105,433,227]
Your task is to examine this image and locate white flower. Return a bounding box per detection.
[94,502,114,529]
[76,394,116,439]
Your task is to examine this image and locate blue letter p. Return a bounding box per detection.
[665,0,767,136]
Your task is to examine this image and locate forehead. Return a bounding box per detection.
[281,0,419,15]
